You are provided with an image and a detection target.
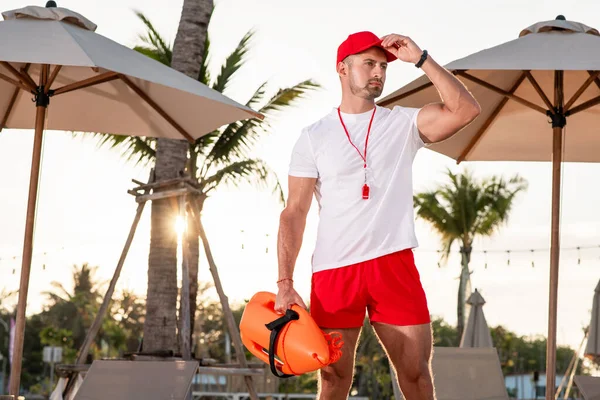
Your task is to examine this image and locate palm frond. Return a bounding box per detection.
[92,133,156,166]
[198,34,211,85]
[202,159,283,203]
[414,168,527,264]
[133,46,170,65]
[474,175,527,236]
[192,130,219,158]
[258,80,320,121]
[45,281,71,302]
[245,81,269,110]
[414,191,461,261]
[204,80,319,168]
[211,30,254,93]
[134,11,172,65]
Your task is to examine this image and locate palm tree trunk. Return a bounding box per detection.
[457,246,472,341]
[143,0,213,353]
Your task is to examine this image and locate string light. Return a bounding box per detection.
[0,245,68,275]
[417,243,600,254]
[265,234,269,254]
[414,243,600,269]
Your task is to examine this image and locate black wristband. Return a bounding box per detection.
[415,50,428,68]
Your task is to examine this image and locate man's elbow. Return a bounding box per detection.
[426,102,481,143]
[280,205,308,224]
[461,98,481,125]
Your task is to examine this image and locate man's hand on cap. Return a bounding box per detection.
[381,34,423,64]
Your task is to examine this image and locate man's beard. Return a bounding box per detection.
[350,78,383,100]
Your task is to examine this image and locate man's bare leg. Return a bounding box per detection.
[316,327,362,400]
[372,322,435,400]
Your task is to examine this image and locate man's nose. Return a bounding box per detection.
[373,65,384,78]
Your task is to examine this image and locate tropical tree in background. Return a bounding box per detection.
[41,264,102,352]
[413,169,527,340]
[95,12,318,351]
[40,263,129,360]
[133,0,214,353]
[2,280,593,394]
[111,290,145,354]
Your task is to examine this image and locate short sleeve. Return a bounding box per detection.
[394,106,427,152]
[288,128,319,178]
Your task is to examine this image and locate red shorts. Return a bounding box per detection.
[310,249,430,328]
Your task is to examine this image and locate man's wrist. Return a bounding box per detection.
[415,49,428,68]
[277,277,294,287]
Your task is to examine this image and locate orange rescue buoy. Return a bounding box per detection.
[239,291,343,377]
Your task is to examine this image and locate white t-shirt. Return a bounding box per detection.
[288,105,425,273]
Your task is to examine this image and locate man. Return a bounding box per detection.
[275,31,480,400]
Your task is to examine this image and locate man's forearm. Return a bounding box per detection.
[421,56,479,114]
[277,210,307,281]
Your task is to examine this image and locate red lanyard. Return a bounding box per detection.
[337,106,376,199]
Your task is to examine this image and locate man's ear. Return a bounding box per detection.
[337,61,348,76]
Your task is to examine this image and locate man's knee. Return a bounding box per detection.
[396,360,432,385]
[319,365,354,391]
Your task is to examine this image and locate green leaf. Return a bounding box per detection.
[211,30,254,93]
[414,168,527,263]
[204,79,319,167]
[203,159,284,204]
[91,133,156,166]
[134,11,172,65]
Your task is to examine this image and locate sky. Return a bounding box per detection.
[0,0,599,365]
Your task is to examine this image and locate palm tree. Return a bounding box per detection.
[125,0,215,353]
[96,12,318,352]
[413,169,527,339]
[41,264,102,352]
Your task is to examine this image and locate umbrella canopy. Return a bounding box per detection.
[0,5,261,139]
[379,16,600,163]
[378,16,600,400]
[584,280,600,362]
[0,3,263,395]
[460,289,493,348]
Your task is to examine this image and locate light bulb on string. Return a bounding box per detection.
[240,229,245,250]
[506,250,511,266]
[265,233,270,254]
[531,250,535,268]
[484,250,488,269]
[577,247,581,265]
[436,250,441,268]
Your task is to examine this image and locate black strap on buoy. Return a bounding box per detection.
[265,308,299,378]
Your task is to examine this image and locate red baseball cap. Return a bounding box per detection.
[336,31,397,65]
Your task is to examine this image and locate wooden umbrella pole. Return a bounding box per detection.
[545,70,565,400]
[9,68,49,395]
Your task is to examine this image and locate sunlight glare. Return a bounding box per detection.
[175,215,187,236]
